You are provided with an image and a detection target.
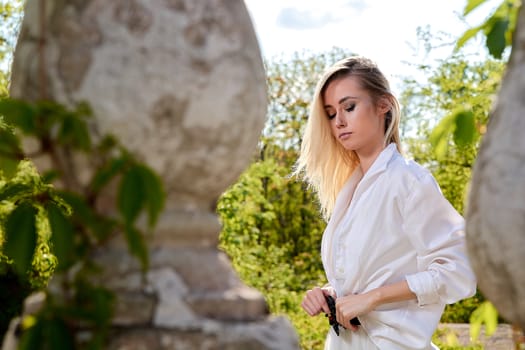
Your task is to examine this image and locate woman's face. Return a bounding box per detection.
[323,75,387,157]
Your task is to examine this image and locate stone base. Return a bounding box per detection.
[92,244,270,324]
[436,323,521,350]
[107,316,300,350]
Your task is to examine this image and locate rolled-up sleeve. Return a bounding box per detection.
[403,173,477,306]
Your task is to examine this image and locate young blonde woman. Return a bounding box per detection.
[296,56,476,350]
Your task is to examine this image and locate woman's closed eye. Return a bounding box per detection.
[344,104,356,112]
[325,109,336,119]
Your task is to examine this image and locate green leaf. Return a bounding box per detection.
[0,156,20,178]
[484,302,499,336]
[4,203,38,275]
[89,157,127,193]
[58,115,92,151]
[35,100,66,132]
[430,109,478,158]
[97,134,118,153]
[453,110,477,147]
[18,317,43,350]
[58,191,92,221]
[74,101,93,118]
[469,301,499,341]
[0,122,23,177]
[58,191,115,241]
[0,182,34,202]
[464,0,488,15]
[124,224,149,271]
[429,112,456,160]
[118,166,145,224]
[136,165,165,227]
[41,170,60,183]
[0,124,22,155]
[73,280,115,325]
[455,25,484,52]
[0,98,36,133]
[47,202,75,272]
[48,318,75,350]
[486,18,509,59]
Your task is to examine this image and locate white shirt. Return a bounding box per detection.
[321,143,477,350]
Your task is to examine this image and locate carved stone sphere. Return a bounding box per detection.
[10,0,267,211]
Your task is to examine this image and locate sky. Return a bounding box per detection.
[243,0,499,94]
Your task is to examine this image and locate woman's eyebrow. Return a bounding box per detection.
[324,96,358,109]
[337,96,358,105]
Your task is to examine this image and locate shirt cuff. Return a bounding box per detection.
[405,272,440,306]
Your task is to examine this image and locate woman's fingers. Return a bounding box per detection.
[336,295,360,330]
[301,287,329,316]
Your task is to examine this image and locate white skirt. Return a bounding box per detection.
[324,327,379,350]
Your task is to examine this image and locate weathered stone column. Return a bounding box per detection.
[9,0,300,348]
[465,4,525,329]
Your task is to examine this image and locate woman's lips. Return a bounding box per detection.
[339,132,352,140]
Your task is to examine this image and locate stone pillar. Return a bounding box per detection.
[9,0,300,348]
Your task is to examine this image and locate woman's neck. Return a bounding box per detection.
[357,143,385,174]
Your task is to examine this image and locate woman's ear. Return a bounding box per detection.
[377,97,390,116]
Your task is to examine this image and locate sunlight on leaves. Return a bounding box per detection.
[470,301,499,342]
[430,109,477,159]
[446,330,460,346]
[464,0,488,15]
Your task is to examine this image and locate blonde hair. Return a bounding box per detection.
[294,56,402,219]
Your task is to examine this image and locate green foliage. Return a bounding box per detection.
[0,259,32,343]
[424,1,518,330]
[456,0,520,59]
[218,158,329,350]
[404,28,508,343]
[3,202,38,275]
[432,327,484,350]
[430,109,477,159]
[220,43,503,349]
[0,98,165,348]
[401,50,505,212]
[46,202,75,271]
[0,119,22,177]
[219,49,357,349]
[263,47,353,153]
[442,291,485,324]
[0,0,24,98]
[470,301,499,341]
[18,278,115,350]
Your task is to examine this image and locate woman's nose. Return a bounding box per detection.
[336,114,346,127]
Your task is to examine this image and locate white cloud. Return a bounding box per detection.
[276,7,341,30]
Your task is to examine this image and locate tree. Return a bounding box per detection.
[463,2,525,329]
[0,0,24,96]
[401,46,506,327]
[401,50,505,213]
[430,0,525,333]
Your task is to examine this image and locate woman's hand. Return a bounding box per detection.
[301,286,334,316]
[335,292,377,331]
[335,281,417,329]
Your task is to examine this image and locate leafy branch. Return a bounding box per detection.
[0,97,165,349]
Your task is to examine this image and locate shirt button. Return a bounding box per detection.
[337,267,344,274]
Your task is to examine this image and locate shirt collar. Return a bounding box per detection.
[359,143,398,181]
